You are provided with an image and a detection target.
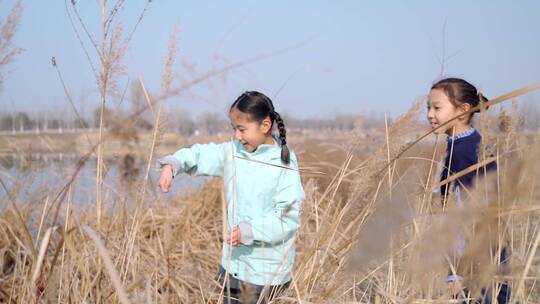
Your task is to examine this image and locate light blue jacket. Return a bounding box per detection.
[158,139,304,286]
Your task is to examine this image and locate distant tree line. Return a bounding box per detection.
[0,108,374,135]
[2,101,538,135]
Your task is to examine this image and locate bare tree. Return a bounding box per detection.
[197,112,228,135]
[169,107,196,136]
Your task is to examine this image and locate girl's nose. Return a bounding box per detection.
[234,130,242,140]
[427,109,434,119]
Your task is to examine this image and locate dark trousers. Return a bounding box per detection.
[479,282,510,304]
[480,246,510,304]
[217,266,290,304]
[451,247,511,304]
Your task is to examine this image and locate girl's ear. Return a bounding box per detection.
[458,103,471,120]
[260,116,272,134]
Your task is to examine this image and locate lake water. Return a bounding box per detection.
[0,152,208,210]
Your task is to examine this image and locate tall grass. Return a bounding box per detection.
[0,0,22,91]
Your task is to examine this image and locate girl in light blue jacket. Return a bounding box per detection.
[158,91,304,304]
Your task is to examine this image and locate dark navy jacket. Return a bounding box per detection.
[440,128,497,199]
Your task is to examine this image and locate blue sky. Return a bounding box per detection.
[1,1,539,118]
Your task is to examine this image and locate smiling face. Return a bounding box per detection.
[427,89,471,136]
[229,107,274,152]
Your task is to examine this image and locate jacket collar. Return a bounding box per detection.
[447,127,476,142]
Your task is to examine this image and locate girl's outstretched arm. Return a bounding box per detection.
[157,142,228,179]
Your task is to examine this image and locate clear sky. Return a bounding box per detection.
[1,0,539,119]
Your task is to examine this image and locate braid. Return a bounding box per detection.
[273,111,290,165]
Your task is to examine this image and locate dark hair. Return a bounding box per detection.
[230,91,290,165]
[431,78,489,121]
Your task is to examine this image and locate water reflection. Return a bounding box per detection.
[0,152,207,207]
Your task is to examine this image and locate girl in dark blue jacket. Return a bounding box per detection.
[427,78,509,304]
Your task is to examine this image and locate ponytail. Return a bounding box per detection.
[475,93,489,113]
[273,111,290,165]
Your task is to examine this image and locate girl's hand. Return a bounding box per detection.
[159,165,173,193]
[226,226,241,247]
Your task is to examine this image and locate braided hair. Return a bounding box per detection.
[230,91,290,165]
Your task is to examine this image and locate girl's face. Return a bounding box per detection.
[427,89,471,136]
[229,107,274,152]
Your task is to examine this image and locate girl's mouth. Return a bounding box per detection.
[242,143,255,152]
